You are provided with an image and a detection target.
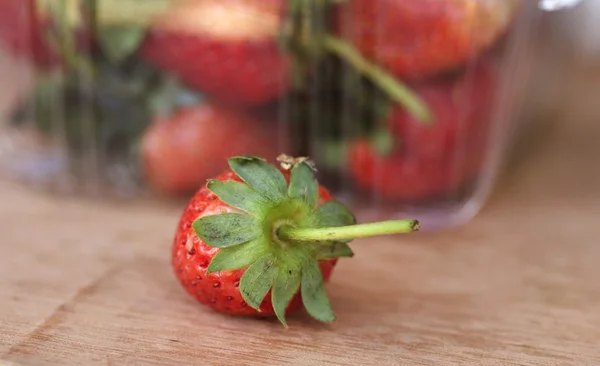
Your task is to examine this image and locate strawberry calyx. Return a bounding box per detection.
[192,155,419,326]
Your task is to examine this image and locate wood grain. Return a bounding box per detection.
[1,53,600,366]
[1,96,600,366]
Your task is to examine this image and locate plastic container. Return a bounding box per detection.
[521,0,598,123]
[0,0,563,230]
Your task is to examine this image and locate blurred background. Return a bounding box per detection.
[0,0,598,229]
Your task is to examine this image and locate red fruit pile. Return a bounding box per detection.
[1,0,522,204]
[331,0,519,201]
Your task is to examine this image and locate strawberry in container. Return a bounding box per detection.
[0,0,95,68]
[1,0,288,196]
[140,0,289,107]
[347,62,499,203]
[333,0,521,79]
[141,103,285,195]
[0,0,543,231]
[277,0,532,229]
[0,0,58,67]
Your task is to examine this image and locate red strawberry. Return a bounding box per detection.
[390,62,498,160]
[333,0,520,79]
[347,63,498,201]
[140,103,285,195]
[0,0,57,67]
[172,155,420,325]
[0,0,92,68]
[140,0,289,107]
[348,138,484,201]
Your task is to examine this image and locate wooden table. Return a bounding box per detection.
[1,72,600,365]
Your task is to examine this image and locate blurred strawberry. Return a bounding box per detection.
[348,139,484,201]
[0,0,93,68]
[347,62,498,201]
[140,102,286,194]
[389,62,498,160]
[0,0,57,66]
[334,0,520,79]
[140,0,289,107]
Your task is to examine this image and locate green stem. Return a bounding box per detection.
[323,36,432,124]
[279,220,420,242]
[45,0,96,80]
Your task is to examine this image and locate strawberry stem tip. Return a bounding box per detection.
[278,219,419,242]
[192,155,420,326]
[323,36,432,124]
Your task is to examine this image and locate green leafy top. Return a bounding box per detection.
[192,155,419,326]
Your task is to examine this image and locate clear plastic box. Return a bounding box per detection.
[0,0,561,230]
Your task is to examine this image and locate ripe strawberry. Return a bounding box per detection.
[389,62,497,160]
[347,63,497,201]
[0,0,57,67]
[140,103,285,195]
[333,0,520,79]
[172,155,420,325]
[0,0,91,68]
[348,138,484,201]
[140,0,289,107]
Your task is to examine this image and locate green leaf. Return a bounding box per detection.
[370,128,396,157]
[288,162,318,209]
[320,140,346,169]
[193,213,260,248]
[147,76,203,117]
[301,259,336,323]
[314,242,354,260]
[314,201,356,228]
[207,239,267,274]
[239,254,278,310]
[207,180,271,216]
[228,157,288,203]
[97,26,147,63]
[271,266,302,326]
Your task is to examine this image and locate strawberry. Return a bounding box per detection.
[0,0,57,67]
[0,0,92,68]
[140,0,289,107]
[389,62,498,160]
[172,155,420,325]
[333,0,520,79]
[140,103,285,195]
[348,138,484,201]
[347,63,498,201]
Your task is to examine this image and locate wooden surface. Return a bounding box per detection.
[1,105,600,365]
[2,59,600,365]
